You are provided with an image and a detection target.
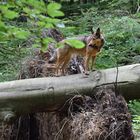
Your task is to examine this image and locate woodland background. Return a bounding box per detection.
[0,0,140,139]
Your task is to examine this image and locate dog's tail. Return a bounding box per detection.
[48,50,57,63]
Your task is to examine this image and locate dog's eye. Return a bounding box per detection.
[89,44,94,47]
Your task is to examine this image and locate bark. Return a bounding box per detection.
[0,64,140,122]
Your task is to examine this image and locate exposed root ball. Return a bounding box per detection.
[0,89,134,140]
[62,88,134,140]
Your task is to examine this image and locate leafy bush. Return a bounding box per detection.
[0,0,64,82]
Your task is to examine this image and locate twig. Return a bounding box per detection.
[114,59,119,96]
[136,0,140,13]
[54,120,69,140]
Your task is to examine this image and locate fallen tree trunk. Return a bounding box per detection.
[0,64,140,122]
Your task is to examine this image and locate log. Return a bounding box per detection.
[0,64,140,122]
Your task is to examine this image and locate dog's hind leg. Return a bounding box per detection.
[61,54,71,75]
[55,57,64,76]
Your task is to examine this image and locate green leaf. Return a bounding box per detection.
[9,28,30,39]
[4,10,19,19]
[65,39,85,48]
[14,30,30,39]
[0,5,18,19]
[57,42,64,48]
[47,3,64,18]
[0,21,7,32]
[23,7,31,14]
[45,23,54,28]
[45,17,60,24]
[22,0,46,13]
[41,46,47,52]
[43,37,55,44]
[0,5,8,12]
[23,8,40,19]
[37,21,46,27]
[32,44,40,48]
[0,32,8,41]
[41,37,55,52]
[47,2,61,11]
[51,11,64,18]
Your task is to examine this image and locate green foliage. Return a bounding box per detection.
[128,100,140,137]
[47,3,64,18]
[41,37,56,52]
[0,4,29,42]
[9,27,30,39]
[0,0,64,51]
[129,100,140,116]
[132,115,140,134]
[96,49,117,69]
[56,39,85,49]
[0,0,64,82]
[65,39,85,48]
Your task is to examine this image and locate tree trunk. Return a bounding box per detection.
[0,64,140,122]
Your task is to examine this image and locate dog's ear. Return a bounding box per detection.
[91,27,94,34]
[95,28,101,37]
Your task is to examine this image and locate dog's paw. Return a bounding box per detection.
[91,68,97,72]
[84,71,89,75]
[55,74,60,77]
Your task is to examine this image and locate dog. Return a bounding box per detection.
[49,28,104,76]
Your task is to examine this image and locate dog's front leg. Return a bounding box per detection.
[91,56,96,71]
[84,55,91,75]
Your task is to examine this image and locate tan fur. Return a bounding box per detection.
[54,28,104,76]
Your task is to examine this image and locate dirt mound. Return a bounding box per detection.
[63,88,134,140]
[19,28,64,79]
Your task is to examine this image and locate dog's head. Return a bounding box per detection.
[88,28,104,50]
